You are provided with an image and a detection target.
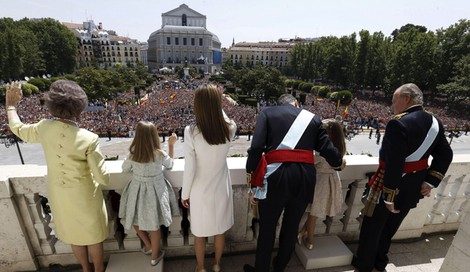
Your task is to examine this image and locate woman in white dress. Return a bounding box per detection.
[297,118,346,249]
[181,84,236,272]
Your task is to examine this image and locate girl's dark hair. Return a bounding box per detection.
[322,119,346,157]
[192,84,230,145]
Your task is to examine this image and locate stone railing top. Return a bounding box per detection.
[2,154,469,193]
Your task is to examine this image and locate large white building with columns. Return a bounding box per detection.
[147,4,222,74]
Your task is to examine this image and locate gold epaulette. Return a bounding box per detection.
[393,112,408,119]
[424,109,434,115]
[428,170,444,181]
[246,172,252,187]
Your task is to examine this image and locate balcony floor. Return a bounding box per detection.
[36,232,454,272]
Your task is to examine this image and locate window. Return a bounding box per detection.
[199,38,203,46]
[167,37,171,45]
[183,38,187,45]
[175,37,179,45]
[191,38,195,46]
[182,14,187,26]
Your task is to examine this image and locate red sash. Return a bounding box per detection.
[367,158,429,187]
[250,149,315,187]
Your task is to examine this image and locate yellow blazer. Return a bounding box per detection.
[9,118,109,245]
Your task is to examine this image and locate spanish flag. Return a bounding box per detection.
[170,93,176,99]
[159,98,166,104]
[140,94,149,106]
[342,105,349,120]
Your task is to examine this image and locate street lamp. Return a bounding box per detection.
[1,132,24,164]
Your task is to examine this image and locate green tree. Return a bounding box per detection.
[76,67,105,99]
[17,19,45,77]
[435,19,470,85]
[355,30,370,88]
[366,32,390,91]
[30,18,78,75]
[437,54,470,107]
[237,66,285,100]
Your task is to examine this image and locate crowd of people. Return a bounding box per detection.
[1,77,469,139]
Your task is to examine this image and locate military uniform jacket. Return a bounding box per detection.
[381,105,453,209]
[246,104,342,201]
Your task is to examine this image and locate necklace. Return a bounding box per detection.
[52,117,79,127]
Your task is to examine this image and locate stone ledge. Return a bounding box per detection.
[106,252,163,272]
[295,235,353,270]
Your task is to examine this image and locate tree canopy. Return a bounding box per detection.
[0,17,77,82]
[285,20,470,107]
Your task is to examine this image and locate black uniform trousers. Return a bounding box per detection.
[354,200,410,272]
[254,176,310,272]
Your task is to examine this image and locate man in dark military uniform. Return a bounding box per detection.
[352,83,453,272]
[243,94,343,272]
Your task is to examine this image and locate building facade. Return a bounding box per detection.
[139,42,148,66]
[147,4,222,74]
[63,20,141,69]
[226,41,296,71]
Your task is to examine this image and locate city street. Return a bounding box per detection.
[1,132,469,166]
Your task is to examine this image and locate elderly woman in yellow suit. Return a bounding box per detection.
[5,80,109,272]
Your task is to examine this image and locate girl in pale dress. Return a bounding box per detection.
[298,118,346,249]
[181,84,236,272]
[119,121,179,266]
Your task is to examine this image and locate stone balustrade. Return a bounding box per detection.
[1,154,469,272]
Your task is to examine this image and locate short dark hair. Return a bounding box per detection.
[45,80,88,119]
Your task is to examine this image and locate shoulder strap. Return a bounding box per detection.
[406,116,439,162]
[277,109,315,150]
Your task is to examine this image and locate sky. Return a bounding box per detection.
[2,0,469,48]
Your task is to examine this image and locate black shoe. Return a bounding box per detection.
[374,265,386,272]
[374,255,388,271]
[243,264,256,272]
[351,255,359,269]
[351,255,372,272]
